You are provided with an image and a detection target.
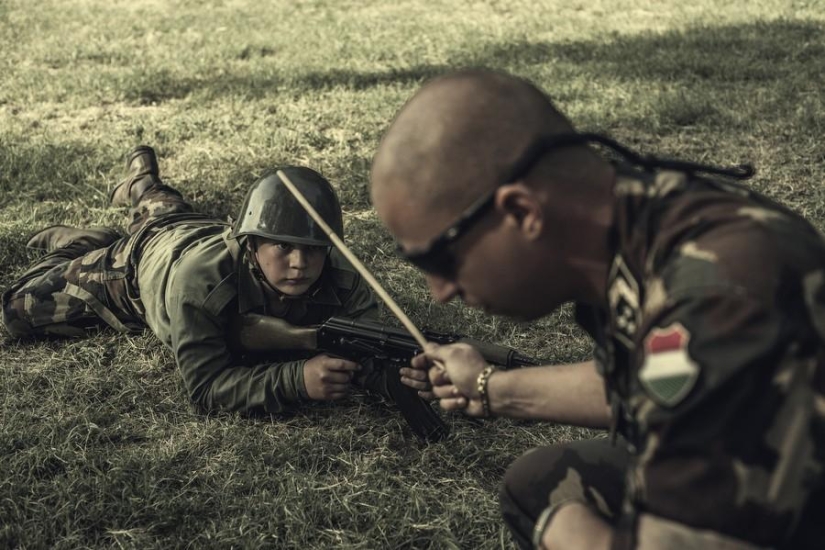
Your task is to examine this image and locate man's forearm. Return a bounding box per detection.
[487,360,611,428]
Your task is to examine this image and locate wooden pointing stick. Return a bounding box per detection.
[276,169,430,348]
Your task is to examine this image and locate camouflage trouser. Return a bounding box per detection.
[1,183,194,338]
[499,437,629,549]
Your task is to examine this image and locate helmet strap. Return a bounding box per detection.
[244,237,278,292]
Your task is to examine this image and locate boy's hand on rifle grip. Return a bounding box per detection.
[303,353,361,401]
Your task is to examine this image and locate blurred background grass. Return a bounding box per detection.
[1,0,823,547]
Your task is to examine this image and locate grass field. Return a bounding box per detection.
[1,0,824,548]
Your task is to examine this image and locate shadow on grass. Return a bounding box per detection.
[121,64,453,105]
[4,19,820,239]
[119,19,823,106]
[472,18,823,133]
[477,19,823,84]
[185,155,376,219]
[0,141,107,203]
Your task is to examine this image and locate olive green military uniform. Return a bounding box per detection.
[2,183,377,415]
[500,165,825,549]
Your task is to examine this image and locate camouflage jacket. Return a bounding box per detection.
[133,220,377,415]
[575,165,825,549]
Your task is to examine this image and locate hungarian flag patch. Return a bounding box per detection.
[638,323,700,407]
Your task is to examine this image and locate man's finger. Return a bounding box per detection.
[410,352,432,370]
[438,396,468,411]
[418,343,458,370]
[429,365,452,386]
[423,342,451,362]
[424,342,483,367]
[401,375,431,391]
[433,384,461,399]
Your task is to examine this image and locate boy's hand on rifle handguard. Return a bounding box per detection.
[399,365,435,400]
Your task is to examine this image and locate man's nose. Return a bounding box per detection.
[426,274,459,303]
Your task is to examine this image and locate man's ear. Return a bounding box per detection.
[495,183,543,240]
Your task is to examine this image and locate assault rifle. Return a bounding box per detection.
[236,314,537,442]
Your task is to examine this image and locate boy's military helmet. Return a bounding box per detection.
[232,167,343,246]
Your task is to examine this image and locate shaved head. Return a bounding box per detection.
[370,70,616,314]
[370,70,594,218]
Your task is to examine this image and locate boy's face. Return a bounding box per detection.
[254,239,328,296]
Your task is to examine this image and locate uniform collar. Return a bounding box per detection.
[235,254,342,314]
[305,270,345,306]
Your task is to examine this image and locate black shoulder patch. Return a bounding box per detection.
[607,255,641,350]
[203,273,238,316]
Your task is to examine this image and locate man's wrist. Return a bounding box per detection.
[475,364,497,417]
[484,367,512,416]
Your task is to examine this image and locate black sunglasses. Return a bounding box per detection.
[395,131,755,279]
[395,132,600,278]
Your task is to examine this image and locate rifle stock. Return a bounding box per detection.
[235,314,318,352]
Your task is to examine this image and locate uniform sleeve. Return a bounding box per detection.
[615,287,818,549]
[168,292,309,416]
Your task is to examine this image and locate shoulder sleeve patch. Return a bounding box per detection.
[638,322,700,407]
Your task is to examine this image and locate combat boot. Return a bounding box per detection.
[108,145,162,207]
[26,225,121,252]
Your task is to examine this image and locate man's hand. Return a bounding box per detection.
[411,342,491,417]
[303,353,360,401]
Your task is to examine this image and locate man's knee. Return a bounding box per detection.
[499,445,577,550]
[499,439,629,530]
[501,445,572,511]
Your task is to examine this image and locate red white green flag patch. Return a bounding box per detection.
[638,322,700,407]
